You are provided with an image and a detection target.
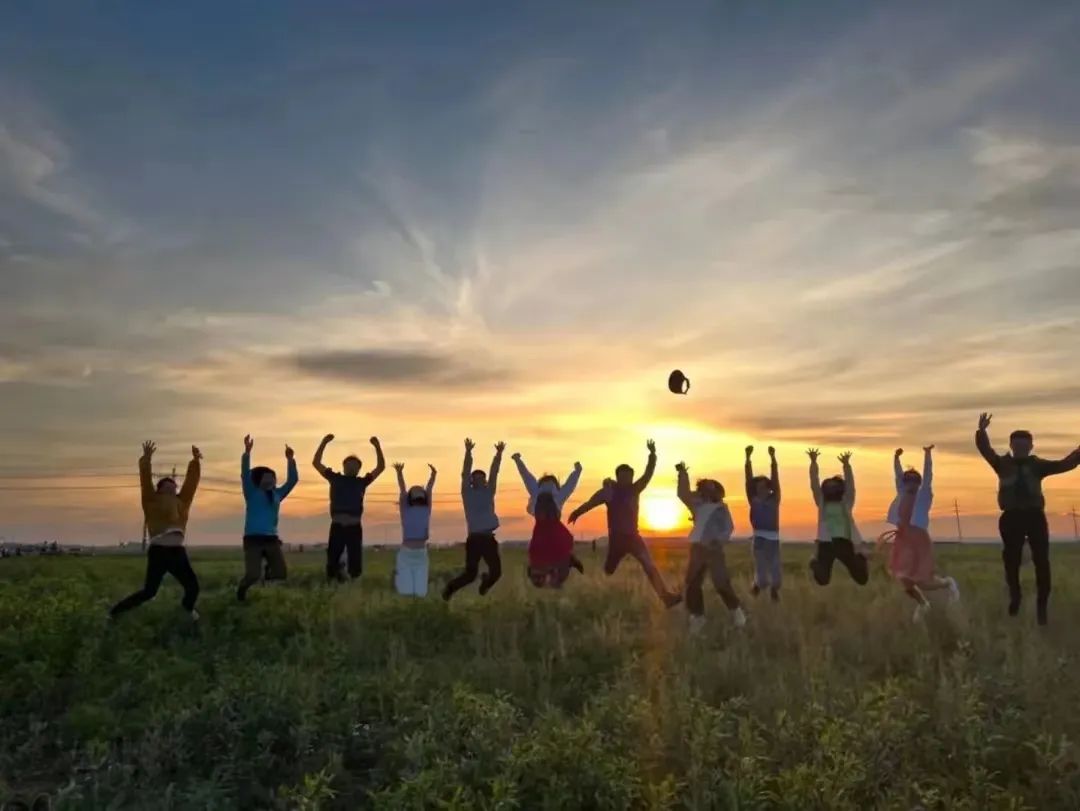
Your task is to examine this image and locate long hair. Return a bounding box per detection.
[535,492,560,521]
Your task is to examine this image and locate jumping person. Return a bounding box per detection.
[527,492,577,588]
[512,452,585,573]
[808,449,869,586]
[110,441,202,620]
[976,413,1080,625]
[394,462,436,597]
[677,461,746,632]
[238,435,298,601]
[312,433,386,582]
[881,446,959,621]
[568,440,682,608]
[745,445,782,601]
[443,438,505,601]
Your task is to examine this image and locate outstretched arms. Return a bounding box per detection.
[512,453,539,497]
[394,462,407,497]
[839,451,855,507]
[278,445,299,500]
[139,441,156,504]
[489,442,505,493]
[1037,446,1080,477]
[634,440,658,493]
[369,437,386,481]
[975,413,1001,471]
[313,434,333,479]
[179,446,202,503]
[461,438,474,496]
[807,448,822,506]
[922,445,934,491]
[560,461,583,502]
[568,487,608,524]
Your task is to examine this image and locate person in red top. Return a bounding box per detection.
[527,493,576,588]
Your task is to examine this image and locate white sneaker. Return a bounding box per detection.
[913,603,930,623]
[945,577,960,604]
[190,609,201,622]
[688,615,706,635]
[732,607,748,629]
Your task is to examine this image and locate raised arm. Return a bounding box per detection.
[676,463,694,510]
[975,413,1001,472]
[489,442,505,493]
[462,438,474,496]
[368,437,387,481]
[1037,447,1080,478]
[139,441,156,504]
[512,453,539,496]
[922,446,934,492]
[179,446,202,504]
[559,462,583,502]
[568,488,607,524]
[241,435,254,497]
[769,447,781,502]
[744,446,755,501]
[313,434,333,479]
[426,464,437,497]
[840,452,856,507]
[807,449,822,506]
[893,449,905,491]
[394,462,407,497]
[634,440,658,493]
[277,446,299,500]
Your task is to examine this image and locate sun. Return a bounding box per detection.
[642,496,684,533]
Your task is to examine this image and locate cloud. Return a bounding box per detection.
[292,348,511,388]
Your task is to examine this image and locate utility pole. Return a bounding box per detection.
[954,499,963,542]
[1071,505,1079,542]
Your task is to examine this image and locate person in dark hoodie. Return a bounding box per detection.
[238,435,299,601]
[110,441,202,620]
[568,440,682,608]
[443,438,505,601]
[312,433,386,582]
[976,412,1080,625]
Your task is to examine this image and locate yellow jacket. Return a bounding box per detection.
[141,456,200,544]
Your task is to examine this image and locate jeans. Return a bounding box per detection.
[395,546,429,597]
[444,532,502,599]
[327,523,363,581]
[110,545,199,615]
[752,536,782,589]
[238,535,287,598]
[684,542,740,616]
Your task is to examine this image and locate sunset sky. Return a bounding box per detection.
[2,1,1080,546]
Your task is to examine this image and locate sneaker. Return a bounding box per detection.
[945,577,960,604]
[913,603,930,623]
[688,615,706,635]
[732,607,748,629]
[189,608,201,622]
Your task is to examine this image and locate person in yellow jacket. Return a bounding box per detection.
[110,441,202,620]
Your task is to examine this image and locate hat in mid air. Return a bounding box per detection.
[668,369,690,395]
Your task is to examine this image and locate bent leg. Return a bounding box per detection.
[684,545,709,617]
[708,545,741,610]
[478,535,502,595]
[110,547,168,616]
[444,536,482,599]
[835,539,869,585]
[810,541,835,586]
[165,548,200,612]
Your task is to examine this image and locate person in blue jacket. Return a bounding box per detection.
[238,434,299,601]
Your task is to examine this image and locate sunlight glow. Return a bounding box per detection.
[642,496,684,533]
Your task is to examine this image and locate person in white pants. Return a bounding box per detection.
[394,462,436,597]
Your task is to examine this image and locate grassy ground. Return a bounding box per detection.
[2,543,1080,810]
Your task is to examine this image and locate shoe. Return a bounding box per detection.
[945,577,960,604]
[769,588,781,603]
[1037,602,1048,626]
[189,609,200,622]
[688,615,706,635]
[662,592,683,609]
[732,607,748,629]
[1007,596,1021,617]
[913,603,930,623]
[750,584,761,598]
[441,584,453,602]
[570,557,585,574]
[237,585,248,603]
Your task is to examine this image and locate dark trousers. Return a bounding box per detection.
[811,538,869,586]
[238,535,287,598]
[327,523,363,581]
[110,545,199,615]
[1000,509,1050,609]
[684,542,740,616]
[606,533,675,601]
[444,532,501,599]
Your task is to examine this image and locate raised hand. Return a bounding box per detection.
[428,464,437,475]
[464,438,476,452]
[923,445,935,453]
[511,452,522,461]
[838,451,853,465]
[646,439,656,454]
[806,448,820,462]
[393,462,405,473]
[321,433,335,445]
[895,448,904,459]
[675,461,687,473]
[142,441,156,459]
[573,461,582,472]
[745,445,754,459]
[244,435,254,454]
[370,436,381,447]
[767,446,776,458]
[191,445,203,460]
[978,413,992,431]
[285,445,295,460]
[494,441,506,454]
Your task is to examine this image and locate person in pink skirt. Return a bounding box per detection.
[881,445,960,621]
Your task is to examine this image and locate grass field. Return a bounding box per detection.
[3,543,1080,810]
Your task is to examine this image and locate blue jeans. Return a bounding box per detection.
[752,536,782,589]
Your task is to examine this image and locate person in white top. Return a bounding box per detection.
[880,446,959,621]
[676,462,746,633]
[512,453,586,574]
[393,462,436,597]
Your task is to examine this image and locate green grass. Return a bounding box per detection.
[3,544,1080,809]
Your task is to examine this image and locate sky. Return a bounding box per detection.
[2,0,1080,546]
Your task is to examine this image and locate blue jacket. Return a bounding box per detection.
[242,454,299,537]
